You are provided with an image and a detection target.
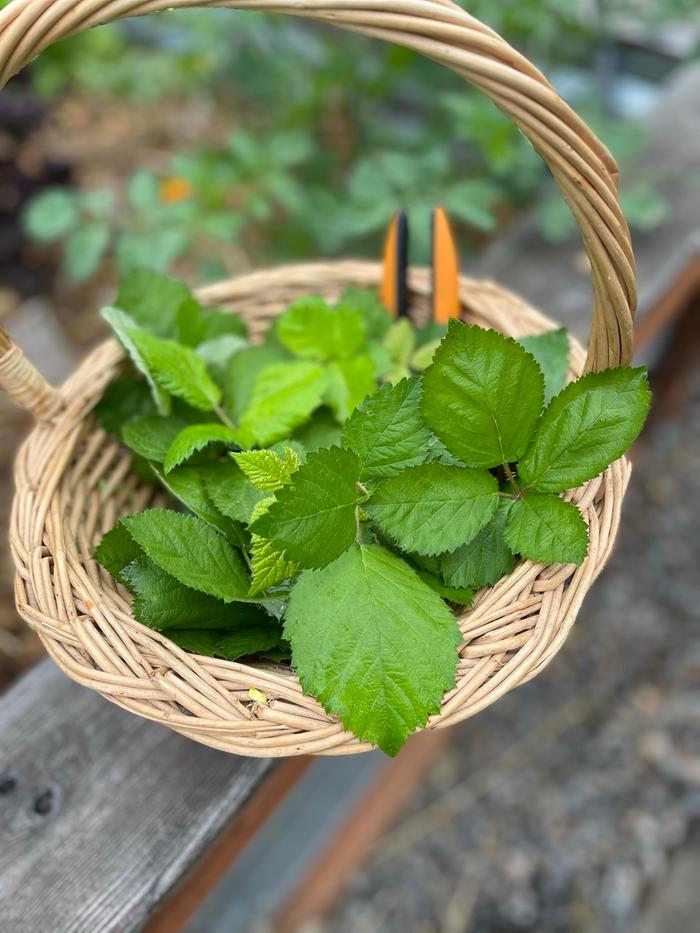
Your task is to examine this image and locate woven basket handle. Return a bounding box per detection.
[0,0,635,419]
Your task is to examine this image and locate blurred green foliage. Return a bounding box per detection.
[12,1,696,280]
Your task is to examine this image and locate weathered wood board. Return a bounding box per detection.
[0,660,276,933]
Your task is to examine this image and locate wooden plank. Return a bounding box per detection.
[273,728,452,931]
[187,750,389,931]
[0,660,296,933]
[143,756,311,933]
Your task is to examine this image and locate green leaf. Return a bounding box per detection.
[415,569,474,606]
[95,377,157,436]
[168,623,286,661]
[64,223,110,281]
[342,377,431,480]
[285,544,461,755]
[423,435,462,466]
[23,188,78,242]
[93,524,142,581]
[249,535,299,596]
[164,424,240,473]
[201,460,265,524]
[122,557,270,631]
[291,408,343,452]
[127,170,159,210]
[238,361,328,448]
[337,288,391,340]
[225,344,291,422]
[440,506,514,589]
[176,299,247,347]
[150,464,243,540]
[410,339,441,372]
[367,463,499,556]
[518,367,651,493]
[121,510,250,602]
[251,446,361,569]
[323,356,376,423]
[383,318,415,365]
[232,447,301,493]
[367,342,394,379]
[504,493,589,565]
[126,327,222,412]
[276,297,366,360]
[421,321,545,467]
[122,415,187,463]
[115,267,193,338]
[116,229,188,275]
[519,328,570,404]
[101,307,171,415]
[174,297,209,347]
[196,335,247,372]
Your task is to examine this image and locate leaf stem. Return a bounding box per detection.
[215,404,236,431]
[502,461,520,495]
[355,504,363,546]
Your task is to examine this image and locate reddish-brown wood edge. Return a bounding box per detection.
[144,757,311,933]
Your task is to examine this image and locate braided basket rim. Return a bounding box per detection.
[8,260,631,756]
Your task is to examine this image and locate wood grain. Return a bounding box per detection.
[0,660,281,932]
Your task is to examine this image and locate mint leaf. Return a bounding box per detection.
[115,267,192,338]
[337,287,391,340]
[367,463,498,556]
[121,510,250,602]
[232,447,301,493]
[169,623,286,661]
[285,544,461,755]
[122,415,187,463]
[225,344,291,422]
[519,328,569,404]
[93,523,142,580]
[101,307,171,415]
[164,424,240,473]
[125,327,221,412]
[504,493,588,565]
[342,377,431,480]
[421,321,544,467]
[276,297,366,360]
[238,361,328,447]
[251,446,361,569]
[122,557,268,631]
[323,356,376,423]
[440,506,514,589]
[95,377,156,437]
[201,460,265,524]
[518,367,651,493]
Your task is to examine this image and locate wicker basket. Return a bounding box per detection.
[0,0,635,757]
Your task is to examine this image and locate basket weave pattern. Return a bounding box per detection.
[0,1,635,756]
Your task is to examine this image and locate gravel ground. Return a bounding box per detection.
[322,365,700,932]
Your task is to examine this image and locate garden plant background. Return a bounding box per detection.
[2,0,700,929]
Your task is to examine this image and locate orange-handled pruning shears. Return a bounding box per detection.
[380,207,460,323]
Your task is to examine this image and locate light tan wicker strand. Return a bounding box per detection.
[0,326,63,420]
[0,2,636,756]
